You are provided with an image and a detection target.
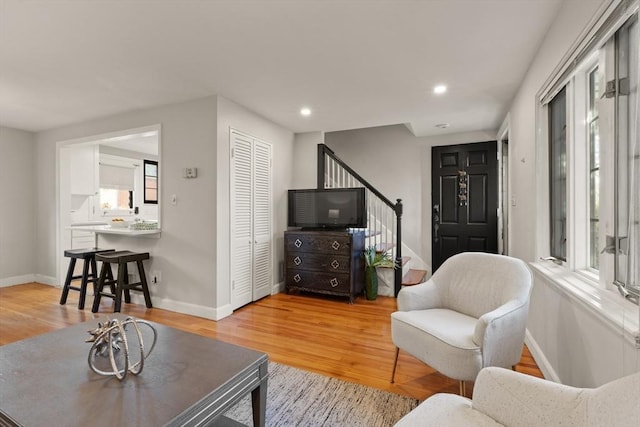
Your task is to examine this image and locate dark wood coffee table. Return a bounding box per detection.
[0,315,268,426]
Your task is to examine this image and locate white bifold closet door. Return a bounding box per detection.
[231,129,273,310]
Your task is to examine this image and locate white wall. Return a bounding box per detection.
[35,96,221,318]
[292,131,325,189]
[215,96,295,315]
[16,92,295,320]
[0,126,36,286]
[506,0,639,386]
[325,125,496,268]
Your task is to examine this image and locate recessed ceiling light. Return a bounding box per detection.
[300,107,311,116]
[435,123,450,129]
[433,85,447,95]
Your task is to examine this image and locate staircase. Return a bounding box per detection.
[376,247,428,295]
[317,144,428,296]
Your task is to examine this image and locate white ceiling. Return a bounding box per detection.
[0,0,563,137]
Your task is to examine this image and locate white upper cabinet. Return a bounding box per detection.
[69,145,98,195]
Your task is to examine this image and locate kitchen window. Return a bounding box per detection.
[144,159,158,204]
[99,160,136,215]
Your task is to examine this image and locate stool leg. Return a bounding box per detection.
[106,264,116,294]
[137,260,153,308]
[89,256,98,287]
[114,262,126,313]
[78,258,91,310]
[92,262,109,313]
[123,263,131,304]
[59,258,77,305]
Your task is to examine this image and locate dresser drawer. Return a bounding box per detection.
[286,270,351,294]
[285,233,351,254]
[286,253,351,274]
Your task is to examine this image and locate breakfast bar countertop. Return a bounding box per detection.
[68,225,161,237]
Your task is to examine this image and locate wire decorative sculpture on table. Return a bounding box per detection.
[86,317,157,381]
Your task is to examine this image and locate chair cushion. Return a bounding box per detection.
[394,393,502,427]
[391,308,482,381]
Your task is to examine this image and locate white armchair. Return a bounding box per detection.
[391,252,532,393]
[394,367,640,426]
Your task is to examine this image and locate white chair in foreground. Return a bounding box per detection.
[394,367,640,426]
[391,252,532,394]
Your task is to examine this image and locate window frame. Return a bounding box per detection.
[548,87,568,262]
[143,159,159,205]
[536,7,639,304]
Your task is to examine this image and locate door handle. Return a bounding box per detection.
[433,204,440,243]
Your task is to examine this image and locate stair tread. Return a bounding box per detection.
[401,256,411,266]
[402,269,428,286]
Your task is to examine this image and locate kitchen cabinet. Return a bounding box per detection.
[69,145,98,196]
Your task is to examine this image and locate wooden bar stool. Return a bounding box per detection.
[59,248,115,309]
[91,250,153,313]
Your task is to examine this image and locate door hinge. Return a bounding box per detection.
[231,148,234,158]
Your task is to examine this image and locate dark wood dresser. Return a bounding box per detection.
[284,229,365,303]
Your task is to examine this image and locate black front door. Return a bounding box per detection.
[432,141,498,271]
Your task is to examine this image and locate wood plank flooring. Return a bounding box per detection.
[0,282,543,401]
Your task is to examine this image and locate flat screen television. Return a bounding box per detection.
[288,187,367,229]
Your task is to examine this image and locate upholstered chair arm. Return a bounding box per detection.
[472,299,529,368]
[472,367,589,426]
[397,280,442,311]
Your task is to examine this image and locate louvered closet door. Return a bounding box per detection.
[252,139,272,300]
[230,130,272,310]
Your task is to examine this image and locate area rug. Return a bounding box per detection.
[223,362,418,426]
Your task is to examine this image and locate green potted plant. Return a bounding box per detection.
[362,246,397,300]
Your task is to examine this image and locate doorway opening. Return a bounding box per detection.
[56,125,160,286]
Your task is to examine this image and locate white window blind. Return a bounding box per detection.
[100,163,135,190]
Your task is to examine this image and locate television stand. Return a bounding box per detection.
[284,229,365,303]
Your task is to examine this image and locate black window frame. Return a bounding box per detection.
[143,159,158,205]
[549,87,567,261]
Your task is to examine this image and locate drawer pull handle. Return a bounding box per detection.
[295,239,303,248]
[331,241,341,250]
[330,278,339,287]
[294,274,301,283]
[294,256,302,266]
[331,260,340,269]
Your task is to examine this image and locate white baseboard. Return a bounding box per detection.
[525,329,560,383]
[35,275,58,287]
[0,274,57,288]
[0,274,37,288]
[272,281,285,294]
[128,294,232,321]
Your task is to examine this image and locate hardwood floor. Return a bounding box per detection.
[0,282,543,401]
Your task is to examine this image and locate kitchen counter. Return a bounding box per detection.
[69,225,161,236]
